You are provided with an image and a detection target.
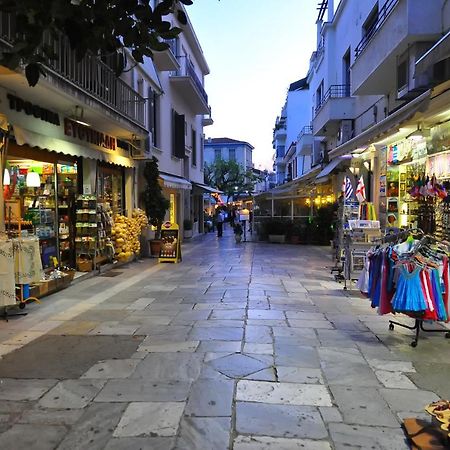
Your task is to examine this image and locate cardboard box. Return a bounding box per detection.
[47,279,57,293]
[77,259,93,272]
[38,281,49,297]
[29,284,40,299]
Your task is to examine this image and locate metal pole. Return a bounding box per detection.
[291,199,294,220]
[271,193,274,217]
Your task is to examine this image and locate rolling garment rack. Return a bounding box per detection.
[365,228,450,347]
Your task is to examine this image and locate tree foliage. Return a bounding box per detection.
[142,156,170,239]
[0,0,193,86]
[204,159,262,198]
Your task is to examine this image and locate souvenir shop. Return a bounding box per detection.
[380,122,450,236]
[0,88,138,309]
[350,120,450,347]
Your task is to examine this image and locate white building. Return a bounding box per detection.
[273,77,312,184]
[272,0,450,212]
[204,137,254,170]
[139,3,213,236]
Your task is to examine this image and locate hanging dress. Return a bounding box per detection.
[392,264,427,314]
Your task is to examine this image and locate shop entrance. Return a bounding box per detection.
[4,147,79,270]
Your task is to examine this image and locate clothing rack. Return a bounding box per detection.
[368,228,450,347]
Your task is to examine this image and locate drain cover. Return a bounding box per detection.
[100,271,123,277]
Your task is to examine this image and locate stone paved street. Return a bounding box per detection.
[0,227,448,449]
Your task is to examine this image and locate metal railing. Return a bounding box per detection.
[171,55,208,105]
[299,125,313,137]
[314,84,351,115]
[355,0,399,59]
[0,12,146,127]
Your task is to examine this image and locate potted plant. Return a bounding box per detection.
[183,218,193,239]
[142,157,170,257]
[264,219,286,243]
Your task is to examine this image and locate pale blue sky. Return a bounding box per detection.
[188,0,318,170]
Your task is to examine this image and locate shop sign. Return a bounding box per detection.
[158,222,182,263]
[64,118,116,151]
[6,94,60,126]
[388,141,412,164]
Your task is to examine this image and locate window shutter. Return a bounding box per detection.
[173,112,185,158]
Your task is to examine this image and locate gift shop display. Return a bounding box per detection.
[360,229,450,347]
[111,209,148,262]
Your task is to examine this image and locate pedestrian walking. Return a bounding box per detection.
[216,209,224,237]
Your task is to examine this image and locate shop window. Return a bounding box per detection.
[4,156,78,270]
[97,165,124,215]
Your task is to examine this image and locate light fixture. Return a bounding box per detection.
[71,105,90,127]
[3,168,10,186]
[407,125,430,141]
[26,171,41,187]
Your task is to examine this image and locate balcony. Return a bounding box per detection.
[352,0,442,95]
[203,106,214,126]
[313,85,354,136]
[170,56,209,115]
[153,39,180,72]
[297,125,313,156]
[0,12,146,129]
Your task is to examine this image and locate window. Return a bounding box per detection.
[214,148,221,161]
[276,146,285,158]
[229,148,236,162]
[363,4,379,40]
[316,81,324,110]
[191,127,197,167]
[343,48,351,96]
[397,60,408,90]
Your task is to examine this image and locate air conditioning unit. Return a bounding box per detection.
[131,133,152,159]
[337,120,353,146]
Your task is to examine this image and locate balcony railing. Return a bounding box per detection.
[171,55,208,105]
[299,125,313,137]
[0,12,146,127]
[354,0,399,59]
[315,84,351,115]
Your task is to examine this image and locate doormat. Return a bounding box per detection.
[402,418,449,449]
[100,271,123,277]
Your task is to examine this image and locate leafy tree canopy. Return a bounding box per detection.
[204,159,262,198]
[0,0,193,86]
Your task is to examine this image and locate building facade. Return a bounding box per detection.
[204,137,254,171]
[0,3,211,279]
[269,0,450,230]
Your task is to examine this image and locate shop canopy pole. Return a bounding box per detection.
[291,199,294,220]
[271,193,274,217]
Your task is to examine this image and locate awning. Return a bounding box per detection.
[159,173,192,190]
[329,89,431,158]
[415,31,450,76]
[192,182,222,194]
[315,155,352,184]
[12,125,135,168]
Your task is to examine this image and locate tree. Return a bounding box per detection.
[142,157,170,239]
[204,159,262,199]
[0,0,193,87]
